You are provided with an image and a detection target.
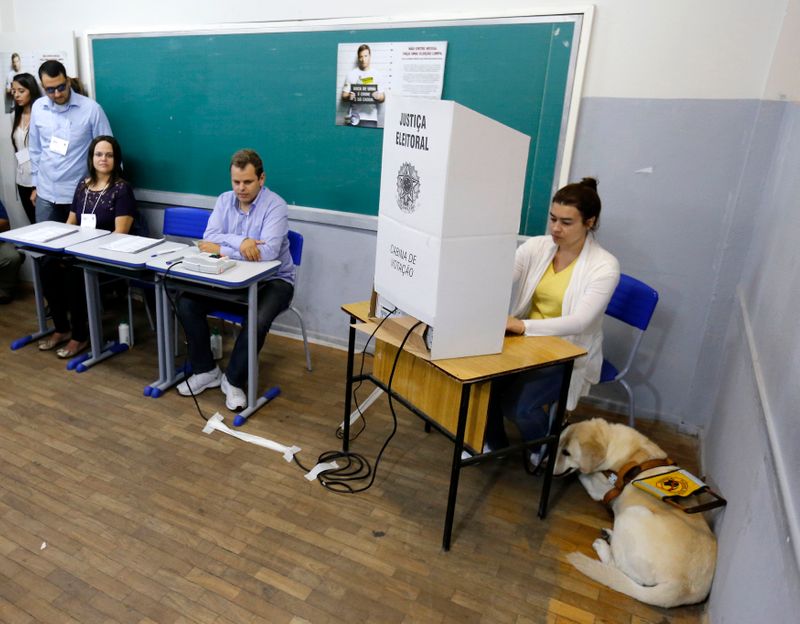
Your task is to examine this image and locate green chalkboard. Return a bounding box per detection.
[91,17,579,236]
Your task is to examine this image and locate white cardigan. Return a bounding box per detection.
[508,235,620,410]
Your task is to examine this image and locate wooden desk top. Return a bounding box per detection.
[342,301,586,383]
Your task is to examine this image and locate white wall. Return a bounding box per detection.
[0,0,13,31]
[4,0,790,99]
[763,0,800,100]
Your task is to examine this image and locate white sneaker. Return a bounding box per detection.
[221,374,247,411]
[177,366,221,396]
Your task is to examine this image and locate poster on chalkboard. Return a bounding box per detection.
[335,41,447,129]
[2,48,70,114]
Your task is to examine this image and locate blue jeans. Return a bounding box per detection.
[35,195,71,223]
[176,279,294,389]
[485,365,566,448]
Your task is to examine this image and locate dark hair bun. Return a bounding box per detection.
[552,177,602,230]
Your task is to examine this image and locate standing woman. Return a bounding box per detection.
[486,178,620,458]
[38,135,137,358]
[10,73,42,223]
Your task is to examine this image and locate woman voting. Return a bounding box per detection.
[485,178,620,464]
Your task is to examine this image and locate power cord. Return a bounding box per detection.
[294,320,422,493]
[162,273,417,494]
[162,261,209,423]
[335,307,397,441]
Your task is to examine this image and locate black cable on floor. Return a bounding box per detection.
[295,320,422,494]
[162,262,208,423]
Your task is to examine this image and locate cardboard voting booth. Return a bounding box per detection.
[373,96,530,359]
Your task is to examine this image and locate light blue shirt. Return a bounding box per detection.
[204,186,296,285]
[28,92,113,204]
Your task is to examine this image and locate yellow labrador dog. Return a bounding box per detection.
[554,418,717,608]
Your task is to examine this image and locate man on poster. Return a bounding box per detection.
[341,44,386,128]
[4,52,22,113]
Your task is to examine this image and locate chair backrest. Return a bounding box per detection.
[162,206,211,239]
[287,230,303,266]
[605,274,659,330]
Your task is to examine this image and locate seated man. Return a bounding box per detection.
[176,149,295,410]
[0,200,24,304]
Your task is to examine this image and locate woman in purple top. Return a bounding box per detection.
[38,136,138,358]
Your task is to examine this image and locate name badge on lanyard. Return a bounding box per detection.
[49,134,69,156]
[49,113,70,156]
[82,183,109,230]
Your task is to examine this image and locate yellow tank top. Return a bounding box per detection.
[529,259,577,319]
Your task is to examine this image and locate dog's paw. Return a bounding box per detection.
[600,528,613,543]
[592,537,612,563]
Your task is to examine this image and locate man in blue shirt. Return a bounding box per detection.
[28,60,112,223]
[0,200,24,304]
[176,149,295,411]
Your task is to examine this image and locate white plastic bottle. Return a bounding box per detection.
[210,328,223,360]
[118,320,131,346]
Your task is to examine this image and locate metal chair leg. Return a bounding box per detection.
[619,378,635,427]
[287,305,312,371]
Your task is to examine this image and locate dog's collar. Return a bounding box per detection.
[602,457,676,506]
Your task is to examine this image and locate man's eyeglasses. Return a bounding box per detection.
[44,82,68,94]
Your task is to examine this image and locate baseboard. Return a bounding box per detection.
[579,395,700,435]
[269,326,347,351]
[270,323,375,354]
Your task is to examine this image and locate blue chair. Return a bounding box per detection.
[159,207,312,371]
[599,273,659,427]
[207,230,311,371]
[162,205,210,239]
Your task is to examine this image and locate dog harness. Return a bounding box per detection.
[601,457,675,506]
[602,458,728,513]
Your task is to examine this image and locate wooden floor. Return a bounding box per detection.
[0,289,707,623]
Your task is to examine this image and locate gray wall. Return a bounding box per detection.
[701,101,800,621]
[704,302,800,621]
[569,97,774,429]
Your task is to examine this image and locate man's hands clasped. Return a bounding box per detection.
[196,238,263,261]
